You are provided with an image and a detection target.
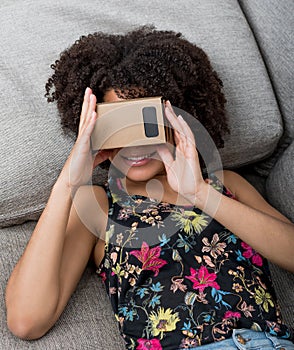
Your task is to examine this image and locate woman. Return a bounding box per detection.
[5,26,294,349]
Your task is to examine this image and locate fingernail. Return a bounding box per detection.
[85,87,90,94]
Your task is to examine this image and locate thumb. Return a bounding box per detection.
[93,150,111,169]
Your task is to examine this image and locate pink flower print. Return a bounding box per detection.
[241,242,263,266]
[137,338,162,350]
[116,178,123,190]
[223,311,241,319]
[185,266,220,293]
[99,271,106,282]
[130,242,167,277]
[224,187,236,199]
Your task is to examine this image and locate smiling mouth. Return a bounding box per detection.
[120,151,157,164]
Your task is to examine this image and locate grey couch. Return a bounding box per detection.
[1,0,293,349]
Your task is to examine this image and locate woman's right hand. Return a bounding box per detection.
[60,87,111,191]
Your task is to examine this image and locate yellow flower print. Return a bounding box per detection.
[149,307,180,339]
[254,287,274,313]
[232,283,243,293]
[116,233,124,245]
[105,224,115,244]
[112,192,121,203]
[129,277,136,286]
[172,209,209,235]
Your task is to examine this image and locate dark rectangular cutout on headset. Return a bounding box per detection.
[142,106,159,137]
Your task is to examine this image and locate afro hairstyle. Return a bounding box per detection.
[45,25,229,151]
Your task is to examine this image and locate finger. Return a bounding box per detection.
[173,119,196,161]
[79,87,92,130]
[173,129,182,146]
[166,100,177,117]
[177,115,196,148]
[79,94,97,137]
[87,94,97,120]
[172,121,190,155]
[174,139,189,171]
[83,111,97,139]
[82,94,96,130]
[93,150,112,168]
[165,104,182,130]
[165,100,196,147]
[163,108,189,158]
[164,104,185,137]
[156,144,174,169]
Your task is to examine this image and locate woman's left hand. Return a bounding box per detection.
[156,101,207,205]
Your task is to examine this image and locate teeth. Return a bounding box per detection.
[124,152,155,161]
[126,155,150,161]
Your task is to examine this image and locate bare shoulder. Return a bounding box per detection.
[214,170,291,223]
[214,170,249,197]
[73,184,109,237]
[73,184,109,267]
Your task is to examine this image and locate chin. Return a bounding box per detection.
[120,160,165,182]
[126,171,156,182]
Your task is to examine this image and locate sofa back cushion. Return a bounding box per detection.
[239,0,294,141]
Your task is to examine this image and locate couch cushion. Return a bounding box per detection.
[239,0,294,140]
[266,141,294,222]
[266,142,294,328]
[0,221,125,349]
[0,0,282,227]
[239,0,294,178]
[269,263,294,329]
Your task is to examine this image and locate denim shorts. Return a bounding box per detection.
[189,329,294,350]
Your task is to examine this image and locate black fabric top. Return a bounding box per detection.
[97,174,293,350]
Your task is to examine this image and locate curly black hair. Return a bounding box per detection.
[45,25,229,149]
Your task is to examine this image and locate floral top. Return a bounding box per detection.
[97,174,293,350]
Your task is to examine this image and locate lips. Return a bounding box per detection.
[120,151,157,167]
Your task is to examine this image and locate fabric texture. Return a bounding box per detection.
[98,175,293,349]
[266,141,294,222]
[190,329,294,349]
[239,0,294,178]
[0,0,282,228]
[263,143,294,323]
[239,0,294,140]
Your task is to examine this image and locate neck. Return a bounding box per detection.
[120,175,192,206]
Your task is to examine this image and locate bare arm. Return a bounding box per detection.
[5,182,99,339]
[202,170,294,272]
[5,88,108,339]
[158,101,294,273]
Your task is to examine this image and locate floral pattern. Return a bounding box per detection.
[137,338,162,350]
[185,266,220,293]
[149,307,180,339]
[97,175,293,349]
[130,242,167,277]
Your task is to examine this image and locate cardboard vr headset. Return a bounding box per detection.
[91,96,173,150]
